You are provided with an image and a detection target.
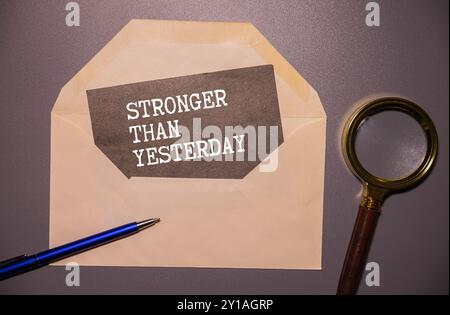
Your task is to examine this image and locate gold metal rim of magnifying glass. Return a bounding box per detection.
[342,97,439,201]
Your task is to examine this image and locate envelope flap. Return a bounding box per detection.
[52,20,325,121]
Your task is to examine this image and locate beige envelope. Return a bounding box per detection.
[50,20,326,269]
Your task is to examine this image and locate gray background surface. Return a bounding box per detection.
[0,0,448,294]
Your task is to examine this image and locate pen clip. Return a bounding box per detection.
[0,254,27,267]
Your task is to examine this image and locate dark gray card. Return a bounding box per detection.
[87,65,283,179]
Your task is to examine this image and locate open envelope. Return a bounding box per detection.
[50,20,326,269]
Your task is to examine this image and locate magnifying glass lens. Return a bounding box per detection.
[355,110,427,180]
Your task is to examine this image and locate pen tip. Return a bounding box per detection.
[137,218,161,231]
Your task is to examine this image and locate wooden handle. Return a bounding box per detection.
[337,205,380,295]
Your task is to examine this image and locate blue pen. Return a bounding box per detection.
[0,218,160,281]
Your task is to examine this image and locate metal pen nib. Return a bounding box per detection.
[136,218,161,231]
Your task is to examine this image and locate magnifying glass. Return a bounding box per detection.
[337,97,439,295]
